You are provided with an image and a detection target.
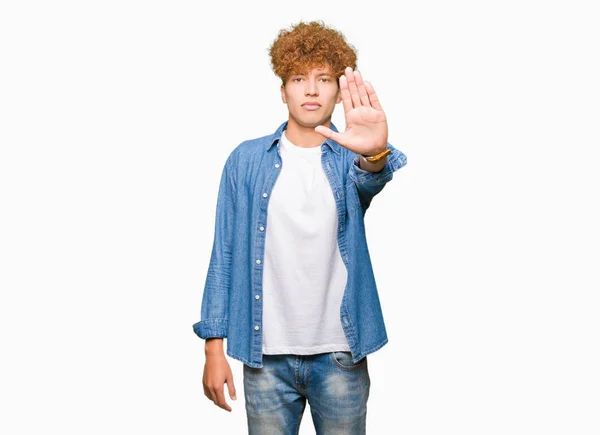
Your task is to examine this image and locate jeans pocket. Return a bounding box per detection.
[330,351,367,370]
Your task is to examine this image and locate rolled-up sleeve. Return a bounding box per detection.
[347,143,407,212]
[193,154,237,340]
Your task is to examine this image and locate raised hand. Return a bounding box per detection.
[315,66,388,156]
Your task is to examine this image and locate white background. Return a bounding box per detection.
[1,0,599,434]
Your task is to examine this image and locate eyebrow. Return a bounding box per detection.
[293,72,333,78]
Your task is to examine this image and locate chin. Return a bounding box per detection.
[299,119,322,128]
[292,112,331,129]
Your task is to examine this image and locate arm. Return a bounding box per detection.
[193,154,236,340]
[194,155,238,412]
[314,66,407,209]
[348,143,407,212]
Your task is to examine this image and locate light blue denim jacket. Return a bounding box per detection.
[193,120,407,368]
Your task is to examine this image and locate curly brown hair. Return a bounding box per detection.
[268,20,358,85]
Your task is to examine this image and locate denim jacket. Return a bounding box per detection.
[193,120,407,368]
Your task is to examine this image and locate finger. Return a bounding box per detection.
[212,386,232,412]
[314,125,333,138]
[226,372,237,401]
[203,372,213,400]
[364,81,383,111]
[314,126,347,145]
[344,67,362,108]
[203,383,213,401]
[338,75,352,114]
[353,70,371,107]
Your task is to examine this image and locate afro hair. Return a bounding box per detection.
[268,20,358,85]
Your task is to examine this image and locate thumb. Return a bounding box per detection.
[226,372,237,401]
[315,126,345,145]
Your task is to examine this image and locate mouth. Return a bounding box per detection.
[302,103,321,111]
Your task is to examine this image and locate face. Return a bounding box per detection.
[280,64,342,129]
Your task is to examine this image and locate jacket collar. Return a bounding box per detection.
[266,120,341,155]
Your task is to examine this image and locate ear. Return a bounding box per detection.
[280,84,287,104]
[336,87,342,104]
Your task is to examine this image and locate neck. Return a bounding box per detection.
[284,116,331,148]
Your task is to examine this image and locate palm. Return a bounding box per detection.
[315,67,388,156]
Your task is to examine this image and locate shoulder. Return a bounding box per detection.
[225,132,276,165]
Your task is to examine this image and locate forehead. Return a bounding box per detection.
[293,64,334,76]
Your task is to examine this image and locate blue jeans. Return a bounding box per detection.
[243,351,371,434]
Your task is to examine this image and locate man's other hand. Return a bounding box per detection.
[203,352,237,412]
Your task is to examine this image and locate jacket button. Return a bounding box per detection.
[255,294,260,300]
[259,226,264,231]
[254,325,260,331]
[275,164,280,168]
[256,259,261,264]
[262,193,268,198]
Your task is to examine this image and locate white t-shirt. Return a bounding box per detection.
[261,130,351,355]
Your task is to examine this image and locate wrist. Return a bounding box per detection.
[205,338,224,353]
[361,144,388,157]
[361,146,391,164]
[359,154,387,172]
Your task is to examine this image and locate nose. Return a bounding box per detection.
[305,78,319,96]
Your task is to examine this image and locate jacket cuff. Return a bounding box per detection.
[349,145,407,184]
[193,318,228,339]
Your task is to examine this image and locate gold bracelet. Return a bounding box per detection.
[361,148,391,164]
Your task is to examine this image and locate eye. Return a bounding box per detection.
[293,77,303,82]
[320,78,331,82]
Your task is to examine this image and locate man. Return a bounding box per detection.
[193,21,407,434]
